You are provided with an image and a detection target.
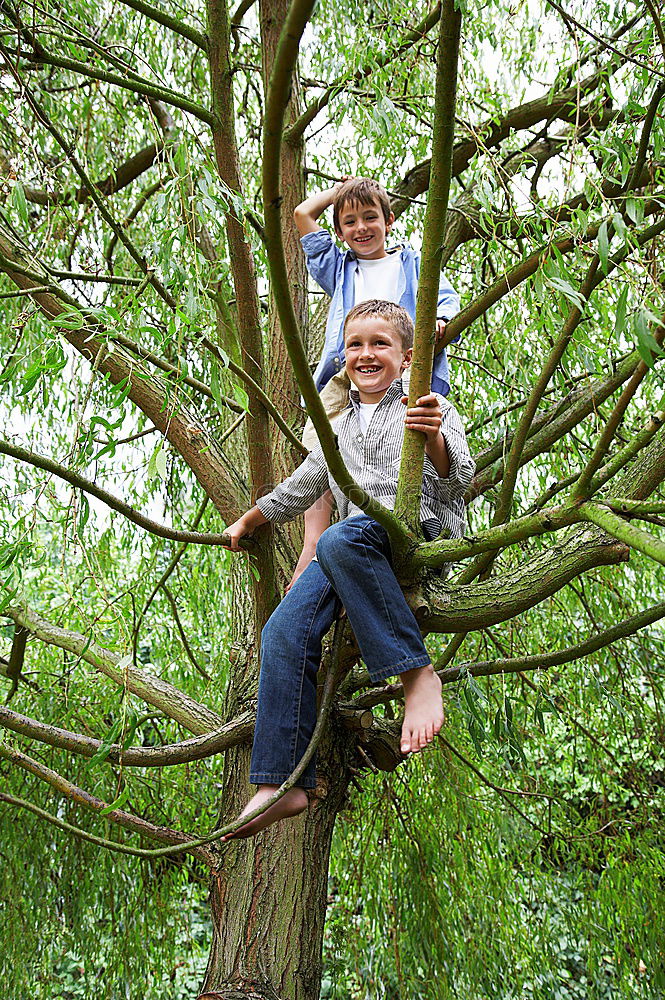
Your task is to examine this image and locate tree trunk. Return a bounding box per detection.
[201,751,349,1000]
[200,552,352,1000]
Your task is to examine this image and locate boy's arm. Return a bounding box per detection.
[294,184,342,237]
[224,451,330,552]
[223,506,268,551]
[256,450,330,523]
[403,394,475,490]
[403,393,450,478]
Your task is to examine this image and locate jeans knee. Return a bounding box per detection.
[316,522,349,569]
[261,606,294,656]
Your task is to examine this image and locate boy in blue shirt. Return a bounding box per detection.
[290,177,460,589]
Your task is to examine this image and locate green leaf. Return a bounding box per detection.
[99,784,131,815]
[546,275,585,311]
[612,212,626,242]
[77,495,90,536]
[634,312,663,368]
[231,380,250,412]
[12,182,29,227]
[614,286,628,338]
[50,307,84,331]
[147,443,168,480]
[86,717,123,769]
[597,220,609,274]
[210,363,225,415]
[20,360,45,395]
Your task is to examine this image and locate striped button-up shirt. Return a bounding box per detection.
[256,377,475,541]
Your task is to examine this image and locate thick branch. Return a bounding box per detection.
[4,624,28,701]
[490,256,600,525]
[443,600,665,682]
[0,621,344,858]
[470,346,662,499]
[391,58,627,214]
[1,40,215,125]
[0,439,253,549]
[0,226,244,522]
[207,0,278,621]
[285,3,442,144]
[355,600,665,707]
[421,525,629,632]
[574,315,665,496]
[0,705,253,765]
[580,502,665,567]
[4,602,222,734]
[116,0,208,50]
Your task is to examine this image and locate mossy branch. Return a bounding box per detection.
[579,502,665,567]
[116,0,208,50]
[0,746,214,864]
[0,622,344,858]
[394,0,461,532]
[0,441,252,548]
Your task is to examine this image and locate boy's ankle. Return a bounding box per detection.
[401,662,435,685]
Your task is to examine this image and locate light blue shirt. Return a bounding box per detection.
[301,229,460,396]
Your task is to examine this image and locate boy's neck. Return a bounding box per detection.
[356,246,388,260]
[357,387,388,404]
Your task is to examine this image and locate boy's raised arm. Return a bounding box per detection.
[293,183,343,237]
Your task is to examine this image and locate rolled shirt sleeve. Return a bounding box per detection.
[255,449,330,523]
[300,229,341,298]
[437,269,461,325]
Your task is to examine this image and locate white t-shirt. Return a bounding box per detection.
[353,251,404,305]
[358,401,381,435]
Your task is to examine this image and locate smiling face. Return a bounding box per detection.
[344,316,412,403]
[335,196,395,259]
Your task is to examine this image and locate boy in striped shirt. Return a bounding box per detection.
[223,301,474,839]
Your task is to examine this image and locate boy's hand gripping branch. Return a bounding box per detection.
[402,392,451,479]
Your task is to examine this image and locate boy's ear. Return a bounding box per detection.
[401,348,413,369]
[385,211,395,233]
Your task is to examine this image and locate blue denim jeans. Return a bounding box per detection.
[250,516,431,789]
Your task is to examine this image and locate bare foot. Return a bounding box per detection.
[400,664,444,755]
[222,785,308,841]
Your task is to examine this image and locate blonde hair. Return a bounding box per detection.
[343,300,414,351]
[333,178,392,232]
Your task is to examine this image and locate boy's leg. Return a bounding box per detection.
[287,370,350,592]
[286,490,334,593]
[225,559,341,839]
[315,517,443,755]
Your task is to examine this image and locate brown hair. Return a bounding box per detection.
[343,300,414,351]
[332,178,392,232]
